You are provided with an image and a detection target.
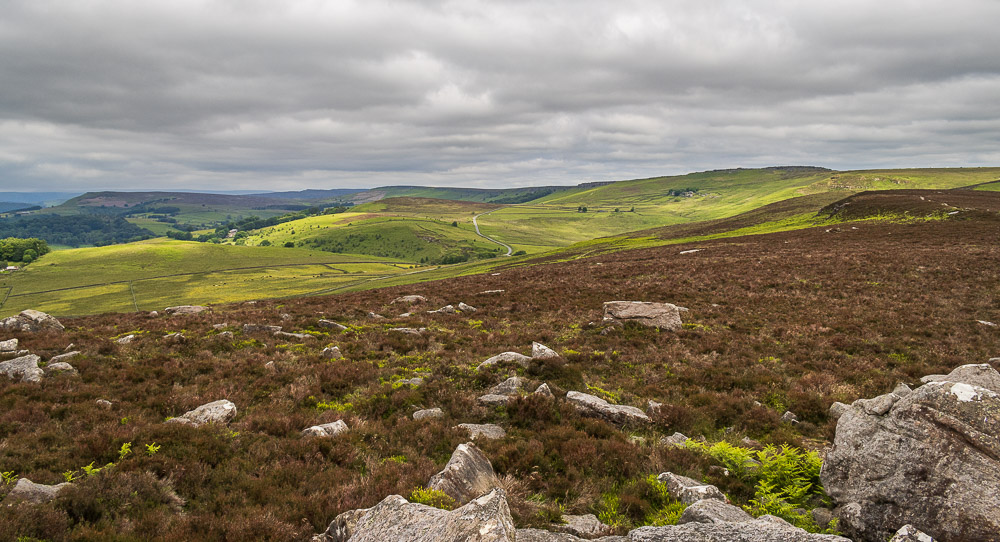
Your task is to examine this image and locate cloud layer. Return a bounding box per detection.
[2,0,999,191]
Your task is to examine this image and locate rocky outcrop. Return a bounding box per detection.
[477,351,532,371]
[330,489,515,542]
[164,305,209,315]
[656,472,727,505]
[602,301,686,330]
[889,525,935,542]
[0,310,64,332]
[567,391,650,426]
[0,354,44,382]
[0,338,17,351]
[532,342,559,360]
[458,423,506,440]
[4,478,72,504]
[302,420,349,438]
[427,442,500,505]
[821,363,1000,542]
[166,399,237,427]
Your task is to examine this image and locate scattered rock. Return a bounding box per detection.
[244,324,282,333]
[553,514,615,539]
[318,319,348,331]
[489,376,528,396]
[646,400,663,417]
[217,331,234,340]
[390,327,426,336]
[739,437,763,450]
[392,295,427,304]
[602,301,687,330]
[333,488,515,542]
[148,310,159,317]
[0,310,65,332]
[49,350,80,364]
[63,343,75,352]
[660,432,688,447]
[677,498,753,524]
[679,249,701,255]
[656,472,727,504]
[163,305,209,315]
[532,342,559,360]
[413,408,443,420]
[478,394,511,407]
[919,362,1000,391]
[368,312,385,319]
[0,354,44,382]
[45,362,77,375]
[534,383,555,399]
[264,361,276,372]
[566,391,651,426]
[480,289,505,294]
[429,304,458,314]
[163,332,186,342]
[889,524,936,542]
[458,423,506,440]
[780,410,799,424]
[477,351,532,371]
[822,370,1000,542]
[4,478,72,504]
[977,320,997,327]
[457,302,477,312]
[0,338,17,351]
[275,331,316,340]
[395,377,424,387]
[427,442,500,505]
[399,312,412,317]
[212,323,228,330]
[322,346,343,359]
[115,334,138,344]
[302,420,349,438]
[166,399,237,427]
[96,399,113,408]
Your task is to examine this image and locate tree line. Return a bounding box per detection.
[0,237,50,264]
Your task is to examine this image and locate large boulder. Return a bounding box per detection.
[602,301,686,331]
[4,478,72,504]
[166,399,237,427]
[163,305,209,315]
[477,351,532,371]
[0,310,64,332]
[919,362,1000,390]
[427,442,500,505]
[567,391,650,426]
[532,342,559,360]
[628,517,850,541]
[821,365,1000,542]
[677,499,752,524]
[331,488,515,542]
[0,354,44,382]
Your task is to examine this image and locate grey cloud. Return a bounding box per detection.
[0,0,997,191]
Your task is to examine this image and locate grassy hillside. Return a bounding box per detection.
[354,185,571,205]
[1,209,997,540]
[0,239,421,317]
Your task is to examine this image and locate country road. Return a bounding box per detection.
[472,209,513,256]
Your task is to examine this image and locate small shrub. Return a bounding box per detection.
[409,487,456,510]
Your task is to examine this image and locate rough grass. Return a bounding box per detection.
[1,213,998,540]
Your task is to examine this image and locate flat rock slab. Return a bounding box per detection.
[413,408,443,420]
[164,305,209,315]
[427,442,500,505]
[822,376,1000,542]
[554,514,616,539]
[677,499,753,525]
[302,420,349,437]
[458,423,507,440]
[478,394,512,407]
[629,517,851,541]
[602,301,686,330]
[392,295,428,304]
[0,310,64,332]
[344,489,515,542]
[0,354,44,382]
[5,478,72,504]
[567,391,650,426]
[166,399,237,427]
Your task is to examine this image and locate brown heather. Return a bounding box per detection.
[1,207,998,540]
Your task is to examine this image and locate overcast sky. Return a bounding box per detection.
[1,0,999,192]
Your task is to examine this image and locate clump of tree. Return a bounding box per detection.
[0,237,50,263]
[0,215,154,247]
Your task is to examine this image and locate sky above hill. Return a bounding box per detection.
[2,0,999,192]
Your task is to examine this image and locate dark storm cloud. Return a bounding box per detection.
[1,0,998,191]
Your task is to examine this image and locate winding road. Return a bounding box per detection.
[472,209,513,256]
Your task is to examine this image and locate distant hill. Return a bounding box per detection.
[248,188,366,200]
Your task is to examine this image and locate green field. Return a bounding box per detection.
[0,239,422,316]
